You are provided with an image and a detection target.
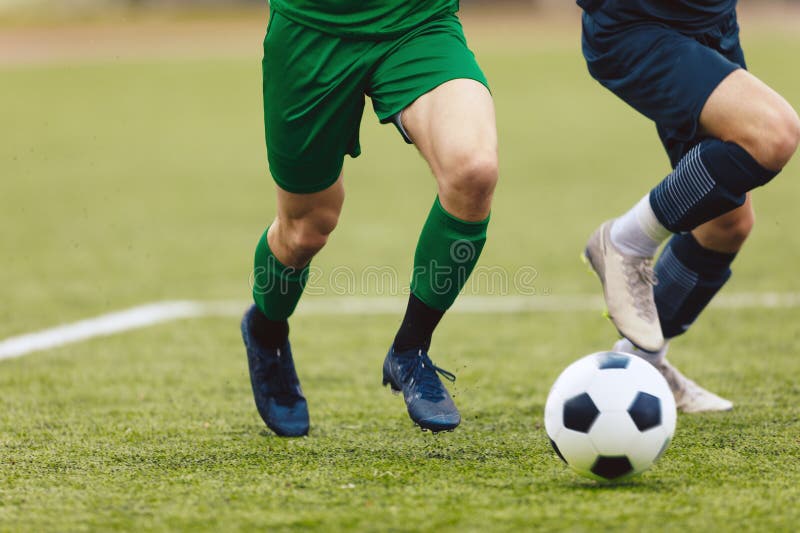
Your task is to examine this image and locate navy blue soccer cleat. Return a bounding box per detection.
[241,305,309,437]
[382,347,460,433]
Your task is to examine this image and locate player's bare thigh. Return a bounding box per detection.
[269,174,345,268]
[699,69,800,171]
[400,79,498,221]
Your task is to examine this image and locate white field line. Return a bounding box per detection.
[1,292,799,361]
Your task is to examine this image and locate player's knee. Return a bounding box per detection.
[286,212,338,261]
[442,150,498,207]
[750,106,800,171]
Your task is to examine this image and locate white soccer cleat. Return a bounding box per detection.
[612,339,734,413]
[583,220,664,352]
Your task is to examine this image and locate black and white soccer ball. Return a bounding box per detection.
[544,351,677,481]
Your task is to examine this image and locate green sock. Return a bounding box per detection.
[411,197,490,311]
[252,228,308,320]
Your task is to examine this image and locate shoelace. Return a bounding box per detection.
[401,350,456,402]
[623,257,659,321]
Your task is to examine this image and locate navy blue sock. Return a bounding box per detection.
[654,233,737,338]
[650,139,777,232]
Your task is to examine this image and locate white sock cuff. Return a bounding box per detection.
[610,195,670,257]
[636,195,671,243]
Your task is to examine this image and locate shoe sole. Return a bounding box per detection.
[678,401,734,414]
[266,423,309,438]
[413,422,456,434]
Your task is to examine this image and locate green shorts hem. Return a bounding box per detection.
[376,75,491,124]
[269,155,350,194]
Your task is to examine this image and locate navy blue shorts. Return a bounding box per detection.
[582,10,746,167]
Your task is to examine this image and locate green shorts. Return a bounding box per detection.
[262,10,490,194]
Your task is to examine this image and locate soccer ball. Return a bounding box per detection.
[544,351,677,481]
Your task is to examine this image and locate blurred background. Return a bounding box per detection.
[2,0,799,337]
[2,0,800,17]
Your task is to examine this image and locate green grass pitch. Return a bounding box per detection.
[1,14,800,531]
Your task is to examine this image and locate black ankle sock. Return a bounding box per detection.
[392,294,445,352]
[251,306,289,349]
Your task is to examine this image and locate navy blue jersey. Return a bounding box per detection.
[578,0,738,31]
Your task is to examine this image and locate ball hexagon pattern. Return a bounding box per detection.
[544,351,677,482]
[591,456,634,480]
[628,392,662,431]
[562,393,599,433]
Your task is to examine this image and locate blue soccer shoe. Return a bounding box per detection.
[382,347,460,433]
[241,305,309,437]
